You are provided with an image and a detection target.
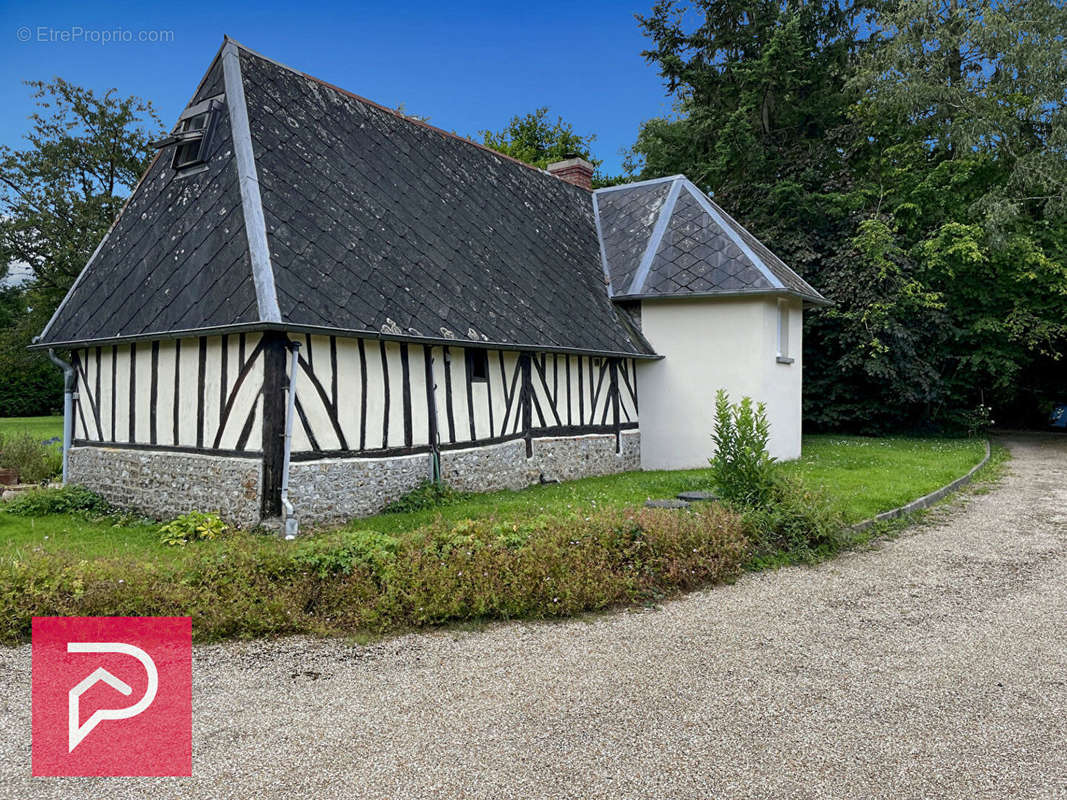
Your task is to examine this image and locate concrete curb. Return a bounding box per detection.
[850,438,992,533]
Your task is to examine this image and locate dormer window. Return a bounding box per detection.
[153,98,221,171]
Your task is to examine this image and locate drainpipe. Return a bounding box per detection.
[46,348,75,484]
[280,340,301,540]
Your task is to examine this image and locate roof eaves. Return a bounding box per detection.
[29,321,663,358]
[625,176,684,296]
[222,39,281,323]
[614,287,832,306]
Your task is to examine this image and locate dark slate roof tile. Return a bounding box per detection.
[595,177,826,305]
[594,179,672,295]
[38,59,261,346]
[237,47,649,354]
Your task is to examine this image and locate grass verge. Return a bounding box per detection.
[0,433,994,643]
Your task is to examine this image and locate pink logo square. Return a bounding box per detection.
[32,616,192,776]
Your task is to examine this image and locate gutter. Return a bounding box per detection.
[280,340,301,539]
[27,322,661,360]
[45,348,75,484]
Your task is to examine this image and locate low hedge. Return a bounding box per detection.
[0,504,749,643]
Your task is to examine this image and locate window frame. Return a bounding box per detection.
[776,299,794,364]
[466,349,489,383]
[170,99,220,171]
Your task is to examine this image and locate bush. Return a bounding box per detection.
[3,484,111,517]
[159,511,229,546]
[294,529,401,578]
[741,476,845,565]
[380,480,472,513]
[0,432,62,483]
[0,503,750,643]
[709,389,777,507]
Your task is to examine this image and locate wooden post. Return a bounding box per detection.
[610,358,621,453]
[260,331,288,518]
[520,353,533,457]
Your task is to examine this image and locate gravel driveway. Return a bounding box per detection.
[2,433,1065,799]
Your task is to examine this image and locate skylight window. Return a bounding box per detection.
[172,108,217,169]
[152,99,221,171]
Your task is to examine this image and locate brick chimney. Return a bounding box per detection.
[547,156,594,191]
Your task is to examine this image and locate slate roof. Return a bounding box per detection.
[36,41,823,354]
[594,176,827,304]
[35,39,653,356]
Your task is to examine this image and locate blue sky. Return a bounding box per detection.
[1,0,677,176]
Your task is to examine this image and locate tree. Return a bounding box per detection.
[631,0,1067,430]
[837,0,1067,426]
[0,79,161,416]
[480,107,612,181]
[0,78,161,304]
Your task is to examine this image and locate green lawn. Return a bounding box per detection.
[779,435,987,522]
[0,432,988,563]
[0,512,166,561]
[347,434,988,533]
[0,430,993,643]
[0,415,63,441]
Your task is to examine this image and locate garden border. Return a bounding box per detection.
[850,438,992,532]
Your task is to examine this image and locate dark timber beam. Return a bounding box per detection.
[260,331,289,518]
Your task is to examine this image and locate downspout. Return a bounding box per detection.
[46,348,75,484]
[280,340,301,539]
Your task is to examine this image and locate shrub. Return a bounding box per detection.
[741,476,845,565]
[294,529,400,578]
[159,511,229,546]
[3,484,112,517]
[0,432,62,483]
[709,389,777,507]
[380,480,472,513]
[310,504,750,631]
[0,503,750,643]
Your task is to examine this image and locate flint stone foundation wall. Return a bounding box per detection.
[68,446,262,528]
[289,431,641,526]
[67,432,641,529]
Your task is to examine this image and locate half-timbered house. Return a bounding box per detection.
[33,39,826,529]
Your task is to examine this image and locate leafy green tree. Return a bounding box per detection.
[836,0,1067,426]
[480,107,613,182]
[0,79,161,416]
[632,0,1067,430]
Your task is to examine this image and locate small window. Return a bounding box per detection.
[170,107,218,170]
[776,299,793,364]
[467,349,488,382]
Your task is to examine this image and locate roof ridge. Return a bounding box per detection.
[223,37,576,189]
[593,174,685,194]
[626,177,684,296]
[681,180,785,291]
[222,39,281,322]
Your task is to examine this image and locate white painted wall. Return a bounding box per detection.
[636,296,803,469]
[73,333,264,451]
[291,336,639,454]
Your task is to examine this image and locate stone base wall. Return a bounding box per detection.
[287,453,431,524]
[67,432,641,530]
[68,446,262,529]
[290,431,641,526]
